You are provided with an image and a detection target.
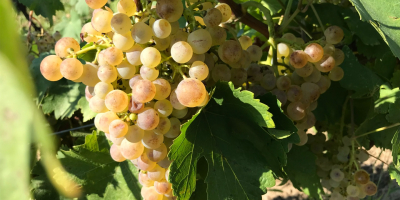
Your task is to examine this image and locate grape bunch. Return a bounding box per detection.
[38,0,350,198]
[307,129,377,200]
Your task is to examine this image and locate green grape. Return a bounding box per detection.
[215,3,232,22]
[152,19,171,39]
[40,55,63,81]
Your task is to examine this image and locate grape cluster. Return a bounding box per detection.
[38,0,264,199]
[308,131,377,200]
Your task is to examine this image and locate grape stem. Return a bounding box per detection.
[242,1,274,38]
[93,48,101,64]
[281,0,293,26]
[354,123,400,139]
[66,44,111,58]
[279,0,302,33]
[310,4,325,31]
[339,95,350,138]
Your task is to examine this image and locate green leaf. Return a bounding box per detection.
[356,38,392,59]
[389,163,400,184]
[313,82,348,123]
[374,84,399,114]
[261,0,286,15]
[350,0,400,59]
[54,10,82,41]
[41,80,84,120]
[284,145,323,199]
[391,128,400,166]
[258,93,297,138]
[78,97,97,122]
[355,114,398,149]
[31,131,142,199]
[391,70,400,88]
[75,0,90,16]
[169,82,276,200]
[18,0,64,25]
[339,46,384,98]
[372,52,396,80]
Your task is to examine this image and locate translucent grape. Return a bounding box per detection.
[132,80,156,103]
[60,58,84,81]
[289,50,308,69]
[238,35,252,50]
[169,89,187,110]
[91,9,113,33]
[356,150,369,162]
[304,67,322,83]
[109,119,128,138]
[104,47,124,65]
[215,3,232,22]
[97,111,119,132]
[97,50,108,66]
[294,63,313,78]
[81,22,102,43]
[287,101,306,121]
[79,63,100,86]
[113,32,135,51]
[323,44,336,56]
[230,50,251,69]
[153,19,171,39]
[97,65,117,83]
[142,186,163,200]
[105,90,129,113]
[55,37,80,58]
[315,54,335,72]
[230,68,247,86]
[85,86,95,101]
[94,82,113,99]
[137,108,160,130]
[316,75,331,94]
[171,41,193,63]
[154,180,172,194]
[277,43,290,58]
[329,66,344,81]
[271,89,287,105]
[203,8,222,27]
[142,130,164,149]
[169,30,188,48]
[286,85,303,102]
[171,107,188,118]
[154,117,171,135]
[198,92,210,107]
[333,48,345,65]
[301,82,320,106]
[137,154,157,171]
[89,95,108,113]
[212,64,231,82]
[125,125,144,143]
[139,171,155,187]
[146,143,167,162]
[261,73,276,90]
[117,0,136,16]
[170,21,180,35]
[109,134,124,145]
[110,144,126,162]
[152,78,171,101]
[140,66,159,81]
[116,60,136,79]
[85,0,107,9]
[304,43,324,63]
[111,13,132,34]
[176,78,207,107]
[188,61,209,81]
[218,40,242,64]
[330,168,344,182]
[290,71,304,85]
[354,170,370,185]
[281,33,296,41]
[276,76,291,90]
[207,26,227,46]
[156,0,184,22]
[187,29,212,54]
[40,55,63,81]
[131,22,153,44]
[324,26,344,44]
[126,44,143,66]
[246,45,262,62]
[140,47,161,69]
[154,36,171,51]
[154,100,173,117]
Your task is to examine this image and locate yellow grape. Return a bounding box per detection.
[60,58,84,81]
[105,90,129,113]
[55,37,80,58]
[40,55,63,81]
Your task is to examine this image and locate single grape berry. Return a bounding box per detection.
[289,50,308,68]
[354,169,370,185]
[362,181,377,196]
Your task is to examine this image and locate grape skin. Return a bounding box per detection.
[89,96,108,113]
[286,85,303,102]
[110,144,126,162]
[215,3,232,22]
[362,181,377,196]
[126,44,144,66]
[329,67,344,81]
[304,43,324,63]
[286,101,306,121]
[315,54,336,72]
[137,154,157,171]
[156,0,184,22]
[154,100,173,117]
[125,125,144,143]
[172,107,188,118]
[152,19,171,39]
[154,180,172,194]
[238,35,252,50]
[105,90,129,113]
[140,66,159,81]
[117,0,137,16]
[142,131,164,149]
[60,58,84,81]
[171,41,193,63]
[324,26,344,44]
[132,80,156,103]
[175,78,207,107]
[187,29,213,54]
[81,22,102,43]
[97,65,118,83]
[153,78,172,101]
[139,171,155,187]
[212,64,231,82]
[333,48,345,65]
[147,165,166,181]
[120,139,144,159]
[97,111,119,132]
[170,89,187,110]
[140,47,161,68]
[91,9,113,33]
[289,50,308,69]
[116,60,136,79]
[218,40,242,64]
[55,37,80,58]
[276,76,291,90]
[40,55,63,81]
[154,117,171,135]
[111,13,132,34]
[246,45,262,62]
[80,63,101,86]
[85,0,107,9]
[131,22,153,44]
[137,108,160,130]
[207,26,227,46]
[354,170,370,185]
[113,32,135,51]
[109,119,128,138]
[203,8,222,27]
[146,143,167,162]
[104,47,124,65]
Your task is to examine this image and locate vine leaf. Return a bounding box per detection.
[53,10,82,41]
[17,0,64,25]
[284,145,323,199]
[31,131,142,200]
[339,46,384,98]
[350,0,400,59]
[374,84,400,123]
[391,128,400,166]
[169,82,276,200]
[391,70,400,88]
[372,52,396,80]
